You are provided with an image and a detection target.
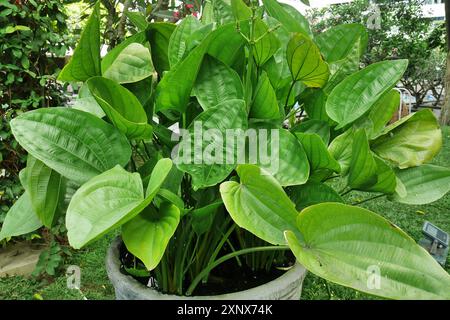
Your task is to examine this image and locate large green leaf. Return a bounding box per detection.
[287,33,329,88]
[126,11,148,31]
[193,55,244,111]
[316,24,366,94]
[220,165,302,245]
[292,119,330,145]
[190,200,223,235]
[155,22,247,113]
[328,129,354,176]
[324,40,361,94]
[315,23,367,63]
[23,156,66,228]
[58,2,100,81]
[251,124,310,186]
[212,0,235,25]
[86,76,152,139]
[230,0,251,21]
[250,71,279,119]
[168,15,202,67]
[287,181,343,211]
[354,89,400,139]
[10,108,131,185]
[390,165,450,204]
[262,0,311,37]
[347,129,377,190]
[102,43,153,84]
[301,89,332,124]
[66,159,172,248]
[122,203,180,270]
[175,99,247,190]
[295,132,340,176]
[0,193,42,241]
[146,23,176,75]
[72,84,105,118]
[146,158,174,197]
[285,203,450,300]
[252,18,280,66]
[326,60,408,129]
[371,109,442,168]
[101,32,148,72]
[366,156,397,194]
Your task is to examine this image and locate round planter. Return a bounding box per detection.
[106,237,307,300]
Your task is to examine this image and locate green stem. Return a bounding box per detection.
[351,194,386,206]
[185,246,289,296]
[339,188,353,196]
[284,80,297,112]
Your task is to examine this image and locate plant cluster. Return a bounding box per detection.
[1,0,450,299]
[0,0,73,224]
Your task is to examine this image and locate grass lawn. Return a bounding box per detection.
[1,127,449,300]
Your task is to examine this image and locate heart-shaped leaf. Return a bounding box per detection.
[220,165,302,245]
[371,109,442,168]
[122,202,180,270]
[287,33,329,88]
[66,159,172,249]
[285,203,450,300]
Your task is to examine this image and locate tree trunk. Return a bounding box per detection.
[440,0,450,125]
[117,0,132,41]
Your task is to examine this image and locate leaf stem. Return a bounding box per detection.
[284,80,297,112]
[351,194,386,206]
[339,188,353,196]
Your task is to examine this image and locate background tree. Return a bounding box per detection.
[308,0,446,109]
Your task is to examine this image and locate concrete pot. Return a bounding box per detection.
[106,237,307,300]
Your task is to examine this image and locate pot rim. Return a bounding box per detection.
[106,236,307,300]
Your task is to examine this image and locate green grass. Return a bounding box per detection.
[0,127,449,300]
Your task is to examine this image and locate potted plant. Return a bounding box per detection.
[1,0,450,300]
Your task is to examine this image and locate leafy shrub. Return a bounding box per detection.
[0,0,72,223]
[1,0,450,299]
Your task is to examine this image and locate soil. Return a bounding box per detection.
[118,242,295,296]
